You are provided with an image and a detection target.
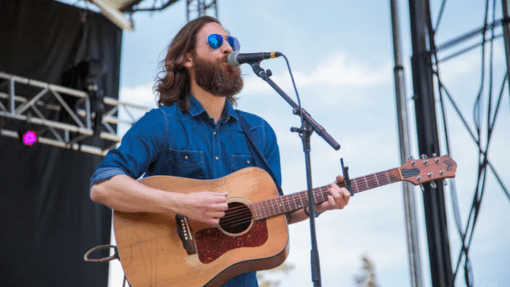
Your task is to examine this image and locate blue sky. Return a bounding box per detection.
[66,0,510,286]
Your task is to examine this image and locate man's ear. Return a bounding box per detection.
[183,52,193,69]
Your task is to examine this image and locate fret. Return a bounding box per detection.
[269,200,276,217]
[360,177,368,191]
[276,198,282,214]
[385,170,391,183]
[353,178,361,192]
[375,172,387,185]
[299,192,305,208]
[293,193,300,209]
[377,171,389,185]
[281,197,288,213]
[316,187,323,203]
[388,168,401,183]
[258,202,265,220]
[373,173,380,186]
[283,197,289,213]
[351,179,358,193]
[365,174,376,188]
[321,186,329,202]
[262,201,269,218]
[274,198,280,214]
[252,202,259,220]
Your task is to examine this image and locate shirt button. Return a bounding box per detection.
[215,156,219,161]
[247,160,251,164]
[213,131,217,136]
[184,155,189,160]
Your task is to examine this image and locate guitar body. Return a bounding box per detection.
[113,167,289,287]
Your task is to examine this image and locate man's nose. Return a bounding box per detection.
[220,39,233,54]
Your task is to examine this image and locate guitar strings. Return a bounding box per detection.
[220,191,330,228]
[218,191,331,228]
[218,178,357,228]
[209,167,432,229]
[220,189,327,221]
[219,187,329,220]
[218,171,402,229]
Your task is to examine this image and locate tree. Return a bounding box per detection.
[354,253,380,287]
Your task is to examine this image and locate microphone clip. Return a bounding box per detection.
[250,63,272,78]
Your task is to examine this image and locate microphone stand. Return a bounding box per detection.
[250,62,340,287]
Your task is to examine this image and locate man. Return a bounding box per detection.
[90,16,350,287]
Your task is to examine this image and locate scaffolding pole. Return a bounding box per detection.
[501,0,510,94]
[389,0,423,286]
[408,0,454,286]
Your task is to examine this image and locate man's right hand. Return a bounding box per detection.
[176,192,229,225]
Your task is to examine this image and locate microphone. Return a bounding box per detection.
[227,51,282,67]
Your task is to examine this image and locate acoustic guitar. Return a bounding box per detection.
[113,155,457,287]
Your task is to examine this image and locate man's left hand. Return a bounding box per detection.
[316,176,350,214]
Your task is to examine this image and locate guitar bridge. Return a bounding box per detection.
[176,214,197,255]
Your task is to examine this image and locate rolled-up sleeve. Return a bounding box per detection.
[90,109,167,188]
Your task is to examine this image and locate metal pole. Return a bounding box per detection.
[408,0,454,286]
[389,0,423,286]
[9,78,15,114]
[501,0,510,93]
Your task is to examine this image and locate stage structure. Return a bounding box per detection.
[0,72,148,156]
[389,0,424,286]
[391,0,510,286]
[0,0,151,286]
[108,0,217,23]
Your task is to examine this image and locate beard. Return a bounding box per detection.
[193,54,244,98]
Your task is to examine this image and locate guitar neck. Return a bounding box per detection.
[251,168,402,220]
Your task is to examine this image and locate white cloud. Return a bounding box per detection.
[242,51,393,95]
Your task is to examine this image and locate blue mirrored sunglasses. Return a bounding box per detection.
[206,34,240,51]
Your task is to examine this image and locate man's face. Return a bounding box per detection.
[190,22,243,97]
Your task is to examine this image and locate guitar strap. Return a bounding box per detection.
[237,113,284,196]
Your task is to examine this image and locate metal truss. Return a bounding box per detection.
[186,0,218,22]
[121,0,180,12]
[0,72,150,156]
[406,0,510,286]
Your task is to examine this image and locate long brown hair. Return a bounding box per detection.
[155,16,231,110]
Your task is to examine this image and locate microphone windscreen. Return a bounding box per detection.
[227,51,240,67]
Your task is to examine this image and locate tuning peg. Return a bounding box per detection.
[443,180,448,186]
[421,154,428,159]
[432,153,437,157]
[420,185,425,192]
[430,181,437,188]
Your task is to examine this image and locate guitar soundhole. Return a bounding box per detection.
[219,202,252,234]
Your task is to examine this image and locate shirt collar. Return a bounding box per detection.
[188,94,239,123]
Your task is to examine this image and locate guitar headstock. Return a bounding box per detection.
[400,154,457,185]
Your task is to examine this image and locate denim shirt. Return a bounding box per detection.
[90,95,281,287]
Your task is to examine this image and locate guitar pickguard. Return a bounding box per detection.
[195,220,269,264]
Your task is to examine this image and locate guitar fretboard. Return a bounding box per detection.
[250,168,402,220]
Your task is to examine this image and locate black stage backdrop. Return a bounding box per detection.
[0,1,122,286]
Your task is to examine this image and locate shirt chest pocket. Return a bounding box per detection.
[168,149,206,179]
[231,155,255,173]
